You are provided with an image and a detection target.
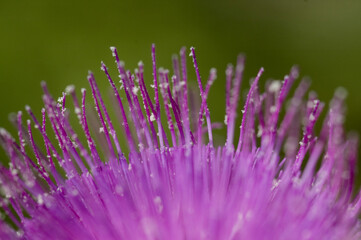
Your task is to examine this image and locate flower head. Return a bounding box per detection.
[0,45,360,239]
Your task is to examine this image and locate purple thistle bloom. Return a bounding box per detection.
[0,44,360,239]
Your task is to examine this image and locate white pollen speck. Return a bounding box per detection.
[132,86,139,95]
[189,49,194,57]
[11,168,18,176]
[65,85,75,93]
[110,46,116,56]
[16,231,24,237]
[309,114,315,121]
[270,106,277,113]
[118,61,125,67]
[99,127,104,133]
[150,113,155,122]
[269,80,282,93]
[257,126,263,137]
[37,195,44,205]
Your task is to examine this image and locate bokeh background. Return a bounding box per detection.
[1,0,361,180]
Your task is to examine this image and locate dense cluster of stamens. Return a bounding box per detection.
[0,45,360,239]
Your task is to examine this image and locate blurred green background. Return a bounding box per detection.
[1,1,361,162]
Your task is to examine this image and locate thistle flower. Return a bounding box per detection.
[0,44,360,240]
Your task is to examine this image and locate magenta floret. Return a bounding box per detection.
[0,45,360,239]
